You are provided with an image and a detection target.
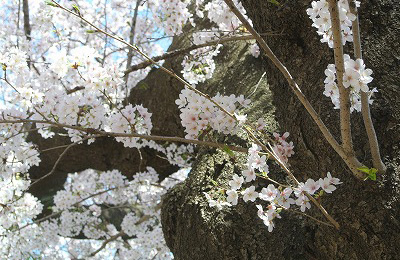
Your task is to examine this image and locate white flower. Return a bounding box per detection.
[296,194,311,212]
[229,174,244,190]
[276,188,295,209]
[226,190,238,205]
[242,168,256,182]
[319,172,342,193]
[304,179,320,195]
[259,184,278,202]
[242,186,258,202]
[249,43,260,58]
[327,172,342,185]
[234,113,247,125]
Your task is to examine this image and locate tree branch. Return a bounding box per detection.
[125,0,142,71]
[124,0,142,99]
[327,0,354,157]
[90,231,124,257]
[29,135,100,188]
[0,118,248,153]
[22,0,31,41]
[223,0,363,179]
[124,34,256,75]
[348,0,386,173]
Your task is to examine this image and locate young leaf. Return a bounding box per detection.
[137,82,149,90]
[223,145,235,158]
[358,166,378,181]
[72,4,80,15]
[268,0,281,6]
[358,166,371,174]
[45,0,58,7]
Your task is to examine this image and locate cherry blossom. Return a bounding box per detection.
[323,56,376,112]
[242,186,259,202]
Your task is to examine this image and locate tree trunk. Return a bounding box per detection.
[161,0,400,259]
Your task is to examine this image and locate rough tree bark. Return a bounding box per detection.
[161,1,400,259]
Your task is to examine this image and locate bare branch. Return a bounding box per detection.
[287,209,335,228]
[22,0,31,41]
[29,135,101,188]
[0,118,248,153]
[125,0,142,71]
[124,0,143,100]
[327,0,355,158]
[348,0,386,173]
[124,34,256,75]
[90,231,124,257]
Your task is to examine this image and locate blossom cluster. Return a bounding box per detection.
[256,172,341,232]
[181,45,222,85]
[0,166,188,259]
[272,132,295,164]
[108,104,153,147]
[151,0,193,36]
[175,88,251,139]
[307,0,360,48]
[186,0,257,82]
[0,44,157,147]
[0,16,193,257]
[205,141,341,232]
[323,55,377,112]
[203,0,249,32]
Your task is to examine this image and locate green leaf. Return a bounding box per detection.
[208,176,218,186]
[358,166,378,181]
[45,0,58,7]
[358,166,371,174]
[181,154,188,160]
[72,4,80,14]
[137,82,149,90]
[223,145,235,158]
[268,0,281,6]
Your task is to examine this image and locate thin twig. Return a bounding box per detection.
[90,231,124,256]
[124,34,256,75]
[287,209,335,228]
[0,118,248,153]
[29,135,100,187]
